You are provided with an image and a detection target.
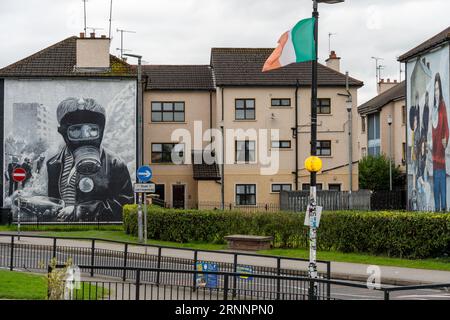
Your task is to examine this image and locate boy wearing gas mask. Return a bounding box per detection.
[47,97,133,221]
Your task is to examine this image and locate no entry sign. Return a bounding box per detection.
[12,167,26,183]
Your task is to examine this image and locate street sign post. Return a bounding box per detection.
[135,166,154,246]
[12,168,26,241]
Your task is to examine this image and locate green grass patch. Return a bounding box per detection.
[0,270,48,300]
[0,269,110,300]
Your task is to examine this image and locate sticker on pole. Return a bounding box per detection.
[12,167,27,183]
[304,205,323,228]
[137,166,153,183]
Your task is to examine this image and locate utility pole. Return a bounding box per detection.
[388,115,393,191]
[308,0,345,301]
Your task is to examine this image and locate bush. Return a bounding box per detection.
[359,155,403,191]
[123,205,450,259]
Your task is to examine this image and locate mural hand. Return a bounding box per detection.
[57,206,75,221]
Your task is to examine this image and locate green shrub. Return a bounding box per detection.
[122,205,450,259]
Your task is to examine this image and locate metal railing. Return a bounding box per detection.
[48,265,450,301]
[0,233,331,299]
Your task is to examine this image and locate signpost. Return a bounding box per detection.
[12,167,26,240]
[135,166,153,246]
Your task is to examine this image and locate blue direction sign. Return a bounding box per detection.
[137,166,153,183]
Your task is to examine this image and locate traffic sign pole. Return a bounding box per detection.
[137,192,143,243]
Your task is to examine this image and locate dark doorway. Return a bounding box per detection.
[172,185,185,209]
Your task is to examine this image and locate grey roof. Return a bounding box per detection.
[358,81,406,115]
[0,36,135,78]
[142,65,214,91]
[210,48,363,87]
[399,26,450,62]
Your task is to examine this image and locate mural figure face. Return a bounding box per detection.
[434,80,440,107]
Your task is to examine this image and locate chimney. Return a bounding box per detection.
[76,33,111,69]
[377,78,398,94]
[325,50,341,72]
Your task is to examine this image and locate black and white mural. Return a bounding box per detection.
[2,79,136,222]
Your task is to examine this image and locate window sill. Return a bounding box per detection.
[270,106,293,110]
[318,113,333,116]
[270,148,293,152]
[233,119,257,122]
[149,122,188,124]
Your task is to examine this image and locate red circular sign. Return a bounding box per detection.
[12,167,27,183]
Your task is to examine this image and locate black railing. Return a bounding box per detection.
[0,233,331,299]
[51,265,335,301]
[48,265,450,301]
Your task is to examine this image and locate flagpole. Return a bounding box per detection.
[308,0,319,301]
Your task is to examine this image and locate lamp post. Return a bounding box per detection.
[124,53,145,243]
[388,114,393,191]
[308,0,344,301]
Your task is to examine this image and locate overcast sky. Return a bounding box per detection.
[1,0,449,103]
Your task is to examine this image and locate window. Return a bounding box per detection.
[236,184,256,205]
[329,184,341,192]
[361,116,366,133]
[236,141,256,163]
[271,184,292,193]
[317,141,332,156]
[402,105,406,125]
[151,143,184,164]
[271,140,291,149]
[367,113,381,156]
[302,183,323,191]
[151,102,185,122]
[271,98,291,107]
[317,98,331,114]
[235,99,255,120]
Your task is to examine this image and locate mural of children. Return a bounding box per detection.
[431,73,449,212]
[417,91,431,210]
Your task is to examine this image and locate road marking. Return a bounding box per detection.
[395,294,450,299]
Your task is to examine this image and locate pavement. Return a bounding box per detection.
[1,232,449,287]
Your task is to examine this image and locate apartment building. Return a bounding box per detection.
[358,79,406,171]
[144,49,364,208]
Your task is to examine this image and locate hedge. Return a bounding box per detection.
[123,205,450,259]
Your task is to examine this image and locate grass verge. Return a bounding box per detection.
[0,269,110,300]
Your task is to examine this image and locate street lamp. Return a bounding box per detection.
[123,53,145,244]
[308,0,345,301]
[388,115,393,191]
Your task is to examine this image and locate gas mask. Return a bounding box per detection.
[58,110,105,175]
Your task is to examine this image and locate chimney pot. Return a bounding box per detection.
[90,32,96,38]
[80,32,85,38]
[101,35,107,39]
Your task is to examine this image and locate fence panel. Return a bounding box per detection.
[280,190,372,212]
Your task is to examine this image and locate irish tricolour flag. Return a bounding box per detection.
[263,18,316,72]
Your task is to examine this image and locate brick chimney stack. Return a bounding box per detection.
[377,78,399,94]
[325,50,341,73]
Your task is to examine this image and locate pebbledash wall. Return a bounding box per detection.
[402,35,450,211]
[0,79,137,222]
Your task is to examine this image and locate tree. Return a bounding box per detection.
[359,155,403,191]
